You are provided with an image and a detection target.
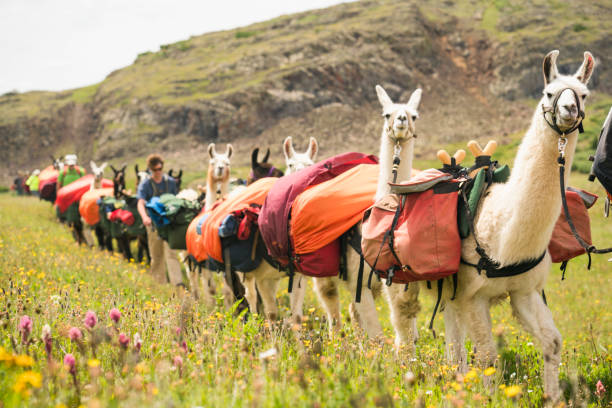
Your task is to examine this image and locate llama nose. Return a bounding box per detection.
[398,114,407,122]
[563,103,578,117]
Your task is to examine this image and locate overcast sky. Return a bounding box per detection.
[0,0,355,95]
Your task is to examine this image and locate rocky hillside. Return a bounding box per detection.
[1,0,611,183]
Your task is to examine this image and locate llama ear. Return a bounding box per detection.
[100,162,107,172]
[134,164,139,175]
[262,148,270,163]
[110,165,117,174]
[307,137,318,161]
[90,161,97,172]
[407,88,422,111]
[208,143,216,159]
[251,148,260,169]
[226,144,233,159]
[543,50,560,86]
[283,136,294,160]
[375,85,393,108]
[575,51,595,84]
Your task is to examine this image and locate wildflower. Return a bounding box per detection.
[118,333,130,348]
[464,369,478,383]
[12,370,42,395]
[64,353,76,374]
[84,311,98,329]
[0,346,14,365]
[504,385,521,398]
[133,333,142,352]
[68,327,83,341]
[109,308,121,323]
[19,315,32,344]
[259,348,277,360]
[87,359,101,368]
[173,355,183,368]
[596,380,606,398]
[14,354,35,367]
[484,367,496,376]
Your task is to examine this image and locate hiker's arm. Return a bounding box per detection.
[138,198,151,227]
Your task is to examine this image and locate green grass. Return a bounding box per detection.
[0,165,610,407]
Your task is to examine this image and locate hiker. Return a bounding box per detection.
[26,169,40,197]
[13,174,24,195]
[57,154,86,189]
[136,154,183,287]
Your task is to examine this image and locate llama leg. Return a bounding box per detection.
[199,267,216,308]
[180,252,199,300]
[241,273,259,315]
[462,298,496,373]
[444,302,467,372]
[289,275,306,323]
[257,277,280,321]
[345,249,382,337]
[384,283,420,353]
[510,290,562,403]
[313,277,341,333]
[82,223,95,247]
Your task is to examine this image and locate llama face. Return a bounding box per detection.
[207,143,232,180]
[283,136,318,175]
[541,50,594,133]
[376,85,422,142]
[90,161,107,181]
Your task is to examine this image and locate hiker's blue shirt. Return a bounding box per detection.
[137,175,178,202]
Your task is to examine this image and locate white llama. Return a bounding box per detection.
[185,143,234,306]
[388,50,594,404]
[308,85,422,338]
[205,143,233,211]
[238,136,318,322]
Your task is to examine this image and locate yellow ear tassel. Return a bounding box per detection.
[453,149,466,165]
[437,150,452,165]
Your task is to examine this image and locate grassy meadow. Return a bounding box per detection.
[0,166,611,407]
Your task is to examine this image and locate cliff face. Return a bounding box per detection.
[1,0,610,182]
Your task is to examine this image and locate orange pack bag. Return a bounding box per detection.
[361,169,461,284]
[548,188,597,264]
[79,188,114,226]
[193,178,279,264]
[290,164,379,276]
[186,211,211,263]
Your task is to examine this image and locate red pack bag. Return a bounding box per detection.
[548,188,597,263]
[361,169,461,284]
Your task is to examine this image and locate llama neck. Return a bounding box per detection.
[485,105,578,264]
[205,179,217,211]
[376,134,414,200]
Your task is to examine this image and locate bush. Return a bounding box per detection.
[235,31,256,39]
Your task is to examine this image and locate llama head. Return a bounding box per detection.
[541,50,594,133]
[90,161,107,181]
[283,136,318,175]
[248,147,284,184]
[51,155,64,172]
[168,169,183,190]
[110,165,127,198]
[135,164,150,186]
[207,143,232,181]
[376,85,422,142]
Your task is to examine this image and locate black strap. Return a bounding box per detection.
[541,290,548,306]
[355,254,365,303]
[451,273,458,301]
[560,260,568,280]
[428,279,444,338]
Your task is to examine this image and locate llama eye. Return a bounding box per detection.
[411,115,417,121]
[581,94,587,100]
[384,113,391,119]
[546,93,553,98]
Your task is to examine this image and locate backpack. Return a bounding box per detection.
[217,205,263,272]
[259,152,378,266]
[145,193,202,249]
[289,163,382,277]
[361,169,462,284]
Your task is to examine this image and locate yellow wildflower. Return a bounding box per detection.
[464,369,478,383]
[88,359,101,368]
[0,347,14,365]
[484,367,496,376]
[13,370,42,395]
[14,354,35,367]
[504,385,522,398]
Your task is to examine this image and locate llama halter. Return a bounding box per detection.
[542,87,585,137]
